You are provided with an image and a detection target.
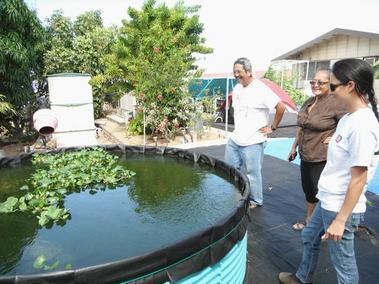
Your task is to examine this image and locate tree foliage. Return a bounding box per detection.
[0,0,45,134]
[44,10,115,75]
[74,10,103,36]
[100,0,212,138]
[44,10,117,117]
[0,94,14,115]
[44,10,75,73]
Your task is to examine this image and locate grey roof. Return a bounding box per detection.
[273,28,379,61]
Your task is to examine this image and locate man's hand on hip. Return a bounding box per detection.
[259,126,273,136]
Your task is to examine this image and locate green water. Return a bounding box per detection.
[0,154,241,276]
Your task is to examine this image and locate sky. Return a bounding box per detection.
[26,0,379,73]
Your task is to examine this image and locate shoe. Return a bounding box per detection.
[292,221,306,231]
[278,272,301,284]
[249,201,262,209]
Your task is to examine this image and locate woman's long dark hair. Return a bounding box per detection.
[332,58,378,120]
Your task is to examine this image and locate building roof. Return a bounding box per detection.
[273,28,379,61]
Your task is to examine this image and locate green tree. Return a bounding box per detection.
[73,10,103,36]
[76,26,118,117]
[44,10,75,74]
[101,0,212,138]
[0,0,45,135]
[44,10,117,117]
[0,94,14,115]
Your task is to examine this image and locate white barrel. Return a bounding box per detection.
[51,104,95,133]
[48,73,93,105]
[47,73,97,148]
[53,130,97,148]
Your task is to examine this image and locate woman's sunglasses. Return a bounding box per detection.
[330,83,345,92]
[309,80,329,87]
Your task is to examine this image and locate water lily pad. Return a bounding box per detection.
[20,185,29,191]
[33,255,46,269]
[64,263,73,270]
[44,260,60,271]
[0,196,19,213]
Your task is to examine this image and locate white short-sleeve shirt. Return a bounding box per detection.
[230,80,280,146]
[317,108,379,213]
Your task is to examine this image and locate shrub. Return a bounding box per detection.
[127,112,144,136]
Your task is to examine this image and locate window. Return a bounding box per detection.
[292,62,307,88]
[307,61,330,80]
[316,61,331,71]
[307,62,316,80]
[364,57,375,65]
[363,56,379,66]
[298,62,307,80]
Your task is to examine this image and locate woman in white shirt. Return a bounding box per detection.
[279,59,379,284]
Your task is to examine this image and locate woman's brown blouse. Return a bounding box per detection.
[297,94,347,162]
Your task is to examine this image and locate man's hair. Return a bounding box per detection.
[233,57,252,73]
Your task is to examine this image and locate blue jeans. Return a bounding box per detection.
[225,139,265,205]
[296,203,364,284]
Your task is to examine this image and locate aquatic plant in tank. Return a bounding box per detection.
[0,148,135,226]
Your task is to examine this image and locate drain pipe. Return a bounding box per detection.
[33,109,58,136]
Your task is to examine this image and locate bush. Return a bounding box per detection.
[282,81,307,107]
[127,112,144,136]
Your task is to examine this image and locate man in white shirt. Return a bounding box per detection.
[225,58,286,208]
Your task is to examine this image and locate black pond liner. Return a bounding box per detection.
[0,145,250,284]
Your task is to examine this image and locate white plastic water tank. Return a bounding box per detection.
[47,73,97,147]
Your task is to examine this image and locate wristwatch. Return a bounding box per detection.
[270,125,277,131]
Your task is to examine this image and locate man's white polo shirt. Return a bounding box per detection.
[230,79,280,146]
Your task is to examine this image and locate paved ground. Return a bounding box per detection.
[192,144,379,284]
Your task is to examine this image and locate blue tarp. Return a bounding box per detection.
[265,138,379,195]
[188,78,236,100]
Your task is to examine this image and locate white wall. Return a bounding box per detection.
[301,35,379,61]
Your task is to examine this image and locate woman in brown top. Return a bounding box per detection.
[288,69,346,230]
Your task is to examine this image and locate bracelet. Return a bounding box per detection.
[270,125,277,131]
